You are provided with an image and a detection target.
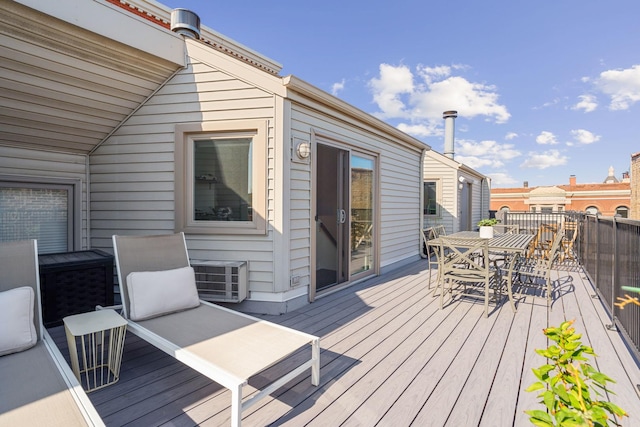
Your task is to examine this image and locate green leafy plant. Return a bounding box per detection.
[477,218,499,227]
[525,320,627,427]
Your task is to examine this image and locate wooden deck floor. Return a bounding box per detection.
[49,259,640,426]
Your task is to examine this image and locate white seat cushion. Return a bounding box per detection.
[126,266,200,321]
[0,286,37,356]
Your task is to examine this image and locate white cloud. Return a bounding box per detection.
[368,63,510,124]
[454,139,521,169]
[535,131,559,145]
[331,79,345,96]
[417,65,451,84]
[572,94,598,112]
[534,98,561,110]
[397,122,440,138]
[570,129,600,145]
[505,132,518,140]
[455,155,495,169]
[368,64,414,118]
[487,172,518,186]
[595,65,640,110]
[520,149,568,169]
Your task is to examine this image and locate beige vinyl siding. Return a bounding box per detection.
[423,154,457,233]
[289,101,423,276]
[0,146,88,249]
[90,53,280,293]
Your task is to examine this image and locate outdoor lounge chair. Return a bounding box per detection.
[0,240,104,427]
[112,232,320,427]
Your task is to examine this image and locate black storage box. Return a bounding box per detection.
[38,249,114,327]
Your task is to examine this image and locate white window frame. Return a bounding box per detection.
[175,121,267,235]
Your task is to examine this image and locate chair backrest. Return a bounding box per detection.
[440,236,490,277]
[494,224,520,234]
[421,227,434,243]
[433,225,447,237]
[563,221,579,244]
[544,224,565,266]
[0,240,42,340]
[112,233,191,319]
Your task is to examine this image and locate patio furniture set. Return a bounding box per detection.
[423,222,572,317]
[0,233,320,427]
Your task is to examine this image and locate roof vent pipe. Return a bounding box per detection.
[443,110,457,160]
[171,9,200,39]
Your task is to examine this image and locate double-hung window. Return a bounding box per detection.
[175,121,267,235]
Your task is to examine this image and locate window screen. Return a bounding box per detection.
[0,187,69,253]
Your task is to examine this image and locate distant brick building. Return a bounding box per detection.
[631,153,640,219]
[491,167,631,217]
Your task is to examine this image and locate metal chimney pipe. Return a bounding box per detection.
[443,110,457,160]
[171,9,201,39]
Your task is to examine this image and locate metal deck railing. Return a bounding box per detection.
[502,211,640,360]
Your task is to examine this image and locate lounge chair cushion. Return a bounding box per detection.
[0,286,37,356]
[127,266,200,321]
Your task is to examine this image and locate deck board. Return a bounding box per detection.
[46,259,640,426]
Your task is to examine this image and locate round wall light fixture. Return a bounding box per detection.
[296,141,311,159]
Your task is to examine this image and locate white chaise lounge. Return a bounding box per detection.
[0,240,104,427]
[112,232,320,427]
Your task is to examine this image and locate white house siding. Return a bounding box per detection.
[0,146,89,249]
[289,101,424,281]
[90,42,282,296]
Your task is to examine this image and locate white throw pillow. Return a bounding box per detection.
[126,266,200,321]
[0,286,38,356]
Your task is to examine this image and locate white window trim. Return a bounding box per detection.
[175,120,267,235]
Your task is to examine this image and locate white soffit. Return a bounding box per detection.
[0,0,185,154]
[14,0,185,66]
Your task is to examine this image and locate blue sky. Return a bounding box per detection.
[161,0,639,187]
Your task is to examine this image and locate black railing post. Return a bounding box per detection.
[611,216,619,328]
[595,215,599,290]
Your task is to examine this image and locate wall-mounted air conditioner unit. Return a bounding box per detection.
[190,260,247,303]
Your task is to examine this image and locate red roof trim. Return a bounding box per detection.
[102,0,279,75]
[104,0,170,29]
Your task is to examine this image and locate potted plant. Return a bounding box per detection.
[477,218,498,238]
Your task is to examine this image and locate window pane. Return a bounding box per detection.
[193,138,252,222]
[351,154,375,276]
[424,182,437,215]
[0,187,68,253]
[616,207,629,218]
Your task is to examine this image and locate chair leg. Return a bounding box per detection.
[484,279,489,318]
[231,385,243,427]
[440,278,448,309]
[311,339,320,386]
[505,272,517,313]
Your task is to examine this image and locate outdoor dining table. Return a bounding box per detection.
[427,231,534,254]
[426,231,535,314]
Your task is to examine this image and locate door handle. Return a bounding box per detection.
[338,209,346,224]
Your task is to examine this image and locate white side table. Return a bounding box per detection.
[63,309,127,392]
